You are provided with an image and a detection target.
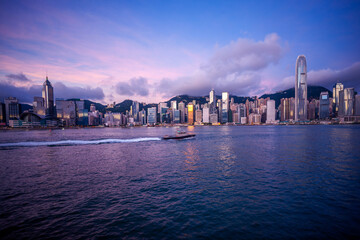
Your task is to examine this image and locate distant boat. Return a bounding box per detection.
[163,131,196,140]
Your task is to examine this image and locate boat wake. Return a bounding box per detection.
[0,137,162,147]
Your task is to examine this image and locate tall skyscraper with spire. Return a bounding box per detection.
[42,75,54,118]
[295,55,307,121]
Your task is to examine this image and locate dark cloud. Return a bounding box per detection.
[6,73,31,82]
[53,82,105,100]
[0,82,41,103]
[156,33,284,97]
[308,62,360,91]
[115,77,150,96]
[0,81,105,103]
[279,62,360,92]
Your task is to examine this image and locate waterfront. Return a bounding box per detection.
[0,125,360,239]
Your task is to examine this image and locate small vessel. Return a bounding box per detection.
[163,131,196,140]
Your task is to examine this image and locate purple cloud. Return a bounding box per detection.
[202,33,283,79]
[279,62,360,92]
[115,77,150,96]
[6,73,31,82]
[53,82,105,100]
[0,81,105,103]
[156,33,284,97]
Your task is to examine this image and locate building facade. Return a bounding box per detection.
[295,55,308,121]
[319,92,330,119]
[42,76,55,118]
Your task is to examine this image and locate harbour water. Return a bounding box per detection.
[0,125,359,239]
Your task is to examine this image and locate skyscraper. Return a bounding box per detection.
[266,100,276,123]
[221,92,229,123]
[333,83,344,113]
[130,101,139,121]
[42,76,54,118]
[171,100,177,110]
[319,92,330,119]
[33,96,45,116]
[209,89,216,114]
[178,101,185,123]
[339,88,355,116]
[147,107,157,125]
[187,103,194,125]
[295,55,307,121]
[4,97,19,125]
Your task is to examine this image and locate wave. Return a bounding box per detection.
[0,137,162,147]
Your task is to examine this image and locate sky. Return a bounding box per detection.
[0,0,360,104]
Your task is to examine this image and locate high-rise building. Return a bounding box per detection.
[147,107,157,125]
[355,95,360,116]
[171,100,177,110]
[90,104,96,112]
[221,92,229,123]
[173,110,180,123]
[56,99,76,126]
[187,103,194,125]
[209,89,215,105]
[333,83,344,112]
[280,98,289,122]
[209,113,218,124]
[33,96,45,116]
[339,88,355,116]
[308,99,317,120]
[140,109,146,125]
[289,98,296,120]
[319,92,330,119]
[202,107,210,123]
[42,76,54,118]
[295,55,307,121]
[178,101,185,123]
[158,102,167,113]
[239,104,246,118]
[131,101,139,121]
[195,109,202,124]
[266,100,276,123]
[217,99,222,123]
[75,100,88,126]
[209,89,216,114]
[4,97,20,125]
[0,103,5,125]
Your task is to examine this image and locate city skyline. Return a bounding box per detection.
[0,0,360,104]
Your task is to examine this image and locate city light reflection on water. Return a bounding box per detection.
[0,125,359,239]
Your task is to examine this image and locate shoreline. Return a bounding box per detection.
[0,122,359,131]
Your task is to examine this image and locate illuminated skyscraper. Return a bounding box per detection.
[209,89,215,104]
[171,100,177,110]
[42,76,54,118]
[33,96,45,116]
[209,89,216,114]
[178,101,185,123]
[187,103,194,125]
[221,92,229,123]
[339,88,355,116]
[295,55,307,121]
[333,83,344,112]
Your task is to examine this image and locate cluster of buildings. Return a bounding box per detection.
[1,55,360,128]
